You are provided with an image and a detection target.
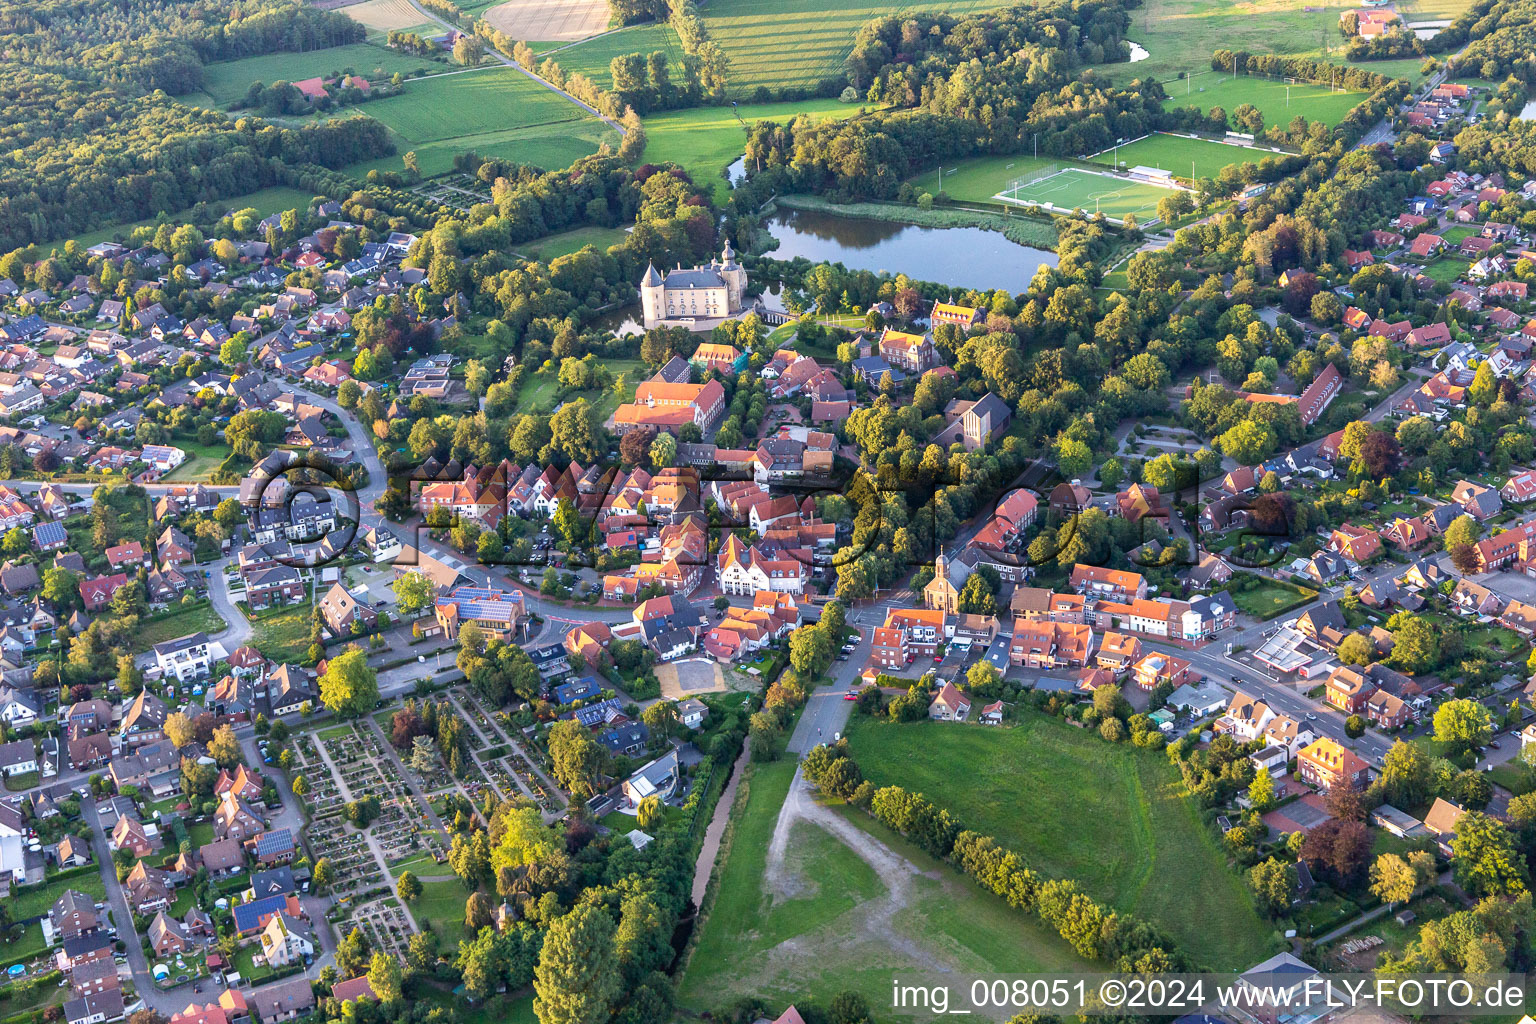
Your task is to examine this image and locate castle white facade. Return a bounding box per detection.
[639,242,748,329]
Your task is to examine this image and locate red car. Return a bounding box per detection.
[843,690,860,701]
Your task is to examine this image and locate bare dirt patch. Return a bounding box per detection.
[481,0,609,41]
[765,768,955,966]
[657,657,726,699]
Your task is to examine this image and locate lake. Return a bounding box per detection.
[763,207,1057,291]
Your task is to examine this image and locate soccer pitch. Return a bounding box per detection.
[996,167,1175,223]
[1162,72,1367,129]
[1088,133,1272,182]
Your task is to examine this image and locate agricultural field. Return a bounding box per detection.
[641,97,862,196]
[998,167,1176,223]
[843,714,1282,971]
[540,22,685,83]
[481,0,611,42]
[1162,73,1367,129]
[679,760,1091,1016]
[195,43,446,108]
[701,0,1014,95]
[352,118,618,178]
[361,67,586,141]
[342,0,435,35]
[1088,132,1278,181]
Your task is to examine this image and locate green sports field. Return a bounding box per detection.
[844,714,1282,971]
[1163,72,1367,128]
[195,43,445,107]
[1089,132,1273,181]
[999,167,1175,222]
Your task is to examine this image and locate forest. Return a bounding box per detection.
[0,0,390,249]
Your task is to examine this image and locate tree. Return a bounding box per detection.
[397,871,422,902]
[640,700,679,739]
[1444,514,1480,552]
[465,891,494,932]
[409,735,439,775]
[1370,853,1419,907]
[1433,698,1493,754]
[788,625,832,678]
[291,775,309,797]
[1389,615,1441,675]
[319,647,379,717]
[1248,768,1275,812]
[1380,740,1432,808]
[367,951,403,1003]
[392,571,434,617]
[1247,858,1294,918]
[164,711,195,748]
[312,857,334,892]
[1345,714,1366,739]
[1337,633,1373,666]
[533,904,622,1024]
[1452,811,1528,897]
[636,794,662,830]
[208,725,242,768]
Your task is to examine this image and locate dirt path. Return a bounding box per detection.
[764,766,957,968]
[690,737,749,909]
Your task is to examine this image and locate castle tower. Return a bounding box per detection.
[639,262,665,329]
[719,240,747,313]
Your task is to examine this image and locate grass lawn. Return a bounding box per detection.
[348,118,618,178]
[387,850,444,877]
[1229,578,1320,619]
[188,822,215,848]
[250,603,314,663]
[36,186,316,253]
[1440,223,1478,244]
[10,872,107,921]
[1088,0,1348,85]
[361,67,585,143]
[1420,256,1472,284]
[2,772,38,793]
[194,43,445,107]
[1000,167,1177,222]
[513,358,643,419]
[517,224,630,261]
[232,944,275,984]
[842,715,1281,971]
[700,0,1009,95]
[679,758,1093,1015]
[1088,132,1282,182]
[640,98,863,197]
[121,602,228,655]
[1160,73,1367,130]
[0,923,50,967]
[410,878,475,937]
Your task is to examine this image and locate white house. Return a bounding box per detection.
[0,686,39,729]
[0,740,36,777]
[259,913,314,967]
[139,446,186,473]
[152,632,221,682]
[622,750,679,808]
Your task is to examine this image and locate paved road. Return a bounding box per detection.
[786,627,873,754]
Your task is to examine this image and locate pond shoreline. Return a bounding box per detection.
[769,194,1060,251]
